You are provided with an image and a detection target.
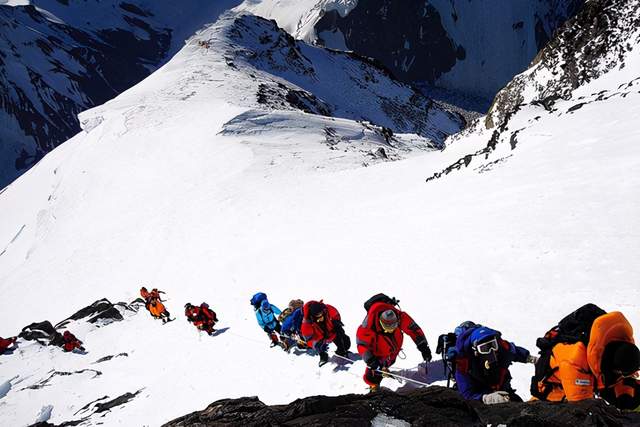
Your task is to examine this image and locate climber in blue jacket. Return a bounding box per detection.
[255,299,282,347]
[452,324,532,404]
[281,307,305,351]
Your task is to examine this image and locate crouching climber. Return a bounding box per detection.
[0,336,17,354]
[185,302,218,335]
[301,300,351,366]
[59,331,85,353]
[531,304,640,410]
[356,294,432,392]
[281,306,306,351]
[451,322,534,404]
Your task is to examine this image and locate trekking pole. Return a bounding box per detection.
[331,352,430,387]
[374,369,431,387]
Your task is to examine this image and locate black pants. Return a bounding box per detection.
[333,324,351,355]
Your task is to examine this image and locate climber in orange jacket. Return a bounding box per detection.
[534,310,640,409]
[140,286,171,323]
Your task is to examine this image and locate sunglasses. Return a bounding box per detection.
[314,314,324,322]
[475,338,499,355]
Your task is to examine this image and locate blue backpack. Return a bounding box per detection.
[250,292,267,309]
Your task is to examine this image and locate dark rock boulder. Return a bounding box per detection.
[55,298,127,328]
[19,321,61,345]
[487,0,640,128]
[163,386,640,426]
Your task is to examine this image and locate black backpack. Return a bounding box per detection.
[530,303,606,399]
[363,293,399,311]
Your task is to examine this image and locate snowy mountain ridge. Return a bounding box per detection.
[0,1,639,426]
[0,0,244,188]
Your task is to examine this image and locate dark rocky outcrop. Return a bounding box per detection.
[0,3,172,187]
[19,321,60,345]
[487,0,640,128]
[17,298,138,349]
[314,0,583,100]
[317,1,462,84]
[55,298,129,328]
[163,386,640,426]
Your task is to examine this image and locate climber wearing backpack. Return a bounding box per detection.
[531,304,640,410]
[278,299,304,323]
[254,298,283,347]
[61,330,85,353]
[146,291,171,323]
[356,294,432,392]
[185,303,218,335]
[301,300,351,366]
[452,323,533,404]
[281,306,306,351]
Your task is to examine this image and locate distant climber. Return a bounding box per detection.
[0,336,17,354]
[140,286,171,323]
[531,304,640,409]
[252,294,283,347]
[450,322,534,404]
[301,300,351,366]
[185,302,218,335]
[60,330,85,353]
[356,294,431,392]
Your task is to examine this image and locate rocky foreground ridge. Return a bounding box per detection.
[163,387,640,427]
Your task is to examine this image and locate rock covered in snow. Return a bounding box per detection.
[486,0,640,128]
[162,386,640,427]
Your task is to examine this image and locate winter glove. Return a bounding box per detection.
[417,342,432,362]
[482,391,511,405]
[365,354,381,371]
[526,355,539,364]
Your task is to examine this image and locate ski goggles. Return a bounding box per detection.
[475,338,499,354]
[380,321,398,334]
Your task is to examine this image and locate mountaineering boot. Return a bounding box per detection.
[369,384,380,393]
[318,351,329,367]
[269,332,281,347]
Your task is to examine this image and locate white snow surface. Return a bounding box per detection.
[1,7,640,427]
[237,0,357,42]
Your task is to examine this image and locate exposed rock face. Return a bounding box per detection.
[0,3,170,187]
[163,386,640,426]
[17,299,138,347]
[315,0,584,99]
[486,0,640,128]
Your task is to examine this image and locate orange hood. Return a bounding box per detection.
[587,311,635,388]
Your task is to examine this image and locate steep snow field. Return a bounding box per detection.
[1,8,639,427]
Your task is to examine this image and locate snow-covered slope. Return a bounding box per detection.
[0,3,639,427]
[0,0,243,188]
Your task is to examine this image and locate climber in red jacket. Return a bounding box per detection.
[357,301,432,391]
[301,300,351,366]
[0,336,17,354]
